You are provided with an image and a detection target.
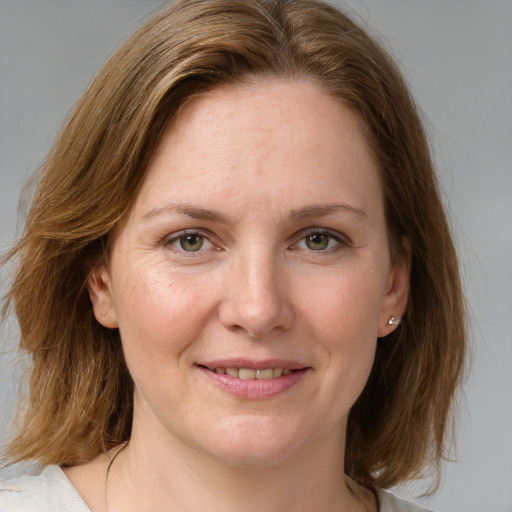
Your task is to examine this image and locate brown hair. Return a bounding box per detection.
[2,0,465,491]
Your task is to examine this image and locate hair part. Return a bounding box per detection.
[2,0,465,491]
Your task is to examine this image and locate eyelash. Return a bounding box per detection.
[163,228,350,255]
[292,229,349,253]
[164,230,216,254]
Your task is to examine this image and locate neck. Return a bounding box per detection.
[104,407,370,512]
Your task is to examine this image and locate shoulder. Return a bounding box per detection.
[0,465,90,512]
[379,489,435,512]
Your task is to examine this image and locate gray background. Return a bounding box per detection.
[1,1,511,511]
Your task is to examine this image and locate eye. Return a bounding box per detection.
[295,230,345,252]
[166,232,214,252]
[178,234,205,252]
[304,233,331,251]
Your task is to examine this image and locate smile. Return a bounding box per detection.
[196,361,310,399]
[205,367,293,379]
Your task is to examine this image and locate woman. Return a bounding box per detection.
[0,0,465,510]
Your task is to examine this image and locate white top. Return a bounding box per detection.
[0,465,434,511]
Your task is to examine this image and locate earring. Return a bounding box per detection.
[387,316,400,326]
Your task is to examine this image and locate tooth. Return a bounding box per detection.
[282,368,291,375]
[273,368,283,377]
[256,369,274,380]
[239,368,256,380]
[226,368,239,377]
[215,368,225,374]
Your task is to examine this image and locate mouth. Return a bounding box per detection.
[198,365,296,380]
[196,360,310,399]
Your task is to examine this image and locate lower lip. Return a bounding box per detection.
[198,367,309,399]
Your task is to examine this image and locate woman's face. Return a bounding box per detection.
[90,80,409,467]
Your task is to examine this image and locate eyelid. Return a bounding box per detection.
[161,227,350,254]
[164,229,218,253]
[291,227,351,251]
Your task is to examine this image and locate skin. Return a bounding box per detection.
[70,79,410,512]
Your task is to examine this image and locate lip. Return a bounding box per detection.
[196,359,310,399]
[197,358,306,371]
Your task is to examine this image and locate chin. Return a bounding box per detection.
[196,415,310,468]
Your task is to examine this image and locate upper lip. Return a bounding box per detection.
[196,359,308,370]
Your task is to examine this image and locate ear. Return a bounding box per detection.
[87,263,119,329]
[378,237,412,337]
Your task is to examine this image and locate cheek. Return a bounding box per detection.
[296,268,383,399]
[112,264,216,372]
[299,265,385,340]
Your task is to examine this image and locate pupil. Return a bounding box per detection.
[181,234,203,251]
[307,234,328,250]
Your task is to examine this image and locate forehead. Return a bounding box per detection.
[166,79,373,167]
[132,79,382,220]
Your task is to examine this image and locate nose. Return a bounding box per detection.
[218,251,294,338]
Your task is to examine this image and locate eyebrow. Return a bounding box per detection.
[142,201,367,223]
[289,203,368,221]
[143,203,230,223]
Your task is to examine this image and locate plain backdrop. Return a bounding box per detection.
[1,1,511,511]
